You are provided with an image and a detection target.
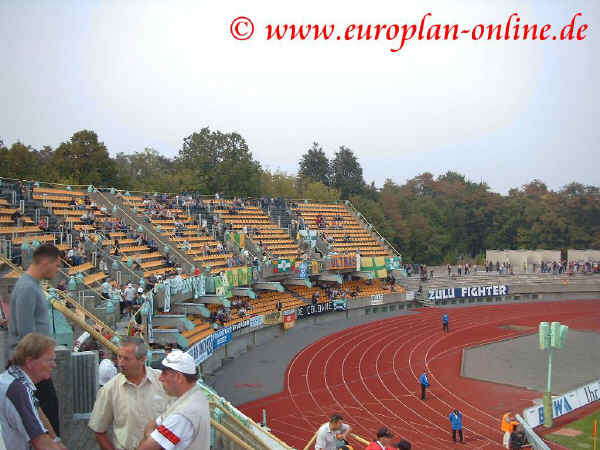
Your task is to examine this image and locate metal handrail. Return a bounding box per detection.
[94,190,192,269]
[345,199,401,256]
[210,419,254,450]
[209,401,274,450]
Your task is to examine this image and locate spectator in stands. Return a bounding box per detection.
[136,350,210,450]
[89,337,172,450]
[419,371,430,400]
[38,216,48,232]
[66,247,74,265]
[365,426,395,449]
[99,258,109,275]
[315,413,351,450]
[134,254,143,271]
[124,283,137,316]
[73,247,84,266]
[449,408,463,443]
[8,244,62,437]
[135,287,145,306]
[0,333,65,450]
[101,278,112,299]
[312,292,319,305]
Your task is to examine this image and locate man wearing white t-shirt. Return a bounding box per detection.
[137,350,210,450]
[315,414,351,450]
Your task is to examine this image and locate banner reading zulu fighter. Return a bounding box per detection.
[428,285,509,301]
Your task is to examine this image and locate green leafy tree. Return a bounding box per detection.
[0,142,43,180]
[298,142,330,185]
[302,181,340,202]
[330,146,365,198]
[177,127,262,197]
[52,130,117,186]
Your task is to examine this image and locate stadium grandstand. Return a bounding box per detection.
[1,176,599,450]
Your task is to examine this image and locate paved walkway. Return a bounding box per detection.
[463,329,600,394]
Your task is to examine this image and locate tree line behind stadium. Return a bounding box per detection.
[2,128,599,265]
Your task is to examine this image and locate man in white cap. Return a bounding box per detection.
[137,350,210,450]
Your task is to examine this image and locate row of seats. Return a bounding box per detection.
[292,203,390,257]
[215,206,301,259]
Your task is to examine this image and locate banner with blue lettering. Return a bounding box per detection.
[428,285,509,301]
[298,262,308,279]
[524,379,600,427]
[186,314,264,365]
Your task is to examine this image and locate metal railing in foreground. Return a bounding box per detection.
[515,414,551,450]
[198,383,294,450]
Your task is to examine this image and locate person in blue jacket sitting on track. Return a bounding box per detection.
[419,371,430,400]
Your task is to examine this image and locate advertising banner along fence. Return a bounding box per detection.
[524,379,600,428]
[186,315,264,365]
[329,254,358,270]
[296,300,346,319]
[361,256,388,278]
[283,309,296,329]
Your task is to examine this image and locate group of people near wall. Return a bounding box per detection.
[0,243,211,449]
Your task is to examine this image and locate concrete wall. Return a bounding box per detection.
[568,250,600,262]
[486,250,562,272]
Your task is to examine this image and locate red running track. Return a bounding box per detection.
[239,300,600,449]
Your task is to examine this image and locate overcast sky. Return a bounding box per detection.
[1,0,598,194]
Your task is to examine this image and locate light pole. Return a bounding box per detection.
[539,321,569,428]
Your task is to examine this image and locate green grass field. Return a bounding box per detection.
[545,408,600,449]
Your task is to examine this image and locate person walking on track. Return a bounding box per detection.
[501,411,519,448]
[449,408,464,443]
[442,313,449,333]
[419,371,430,400]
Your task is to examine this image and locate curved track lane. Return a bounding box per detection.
[240,300,600,449]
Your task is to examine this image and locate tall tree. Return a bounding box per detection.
[0,142,43,180]
[330,146,365,198]
[302,181,341,202]
[52,130,116,185]
[177,127,262,197]
[298,142,330,185]
[113,148,175,192]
